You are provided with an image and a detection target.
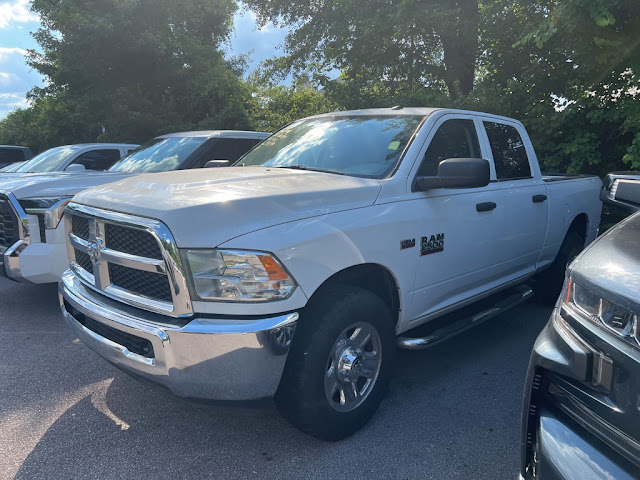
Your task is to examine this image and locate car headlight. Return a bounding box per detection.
[184,249,297,302]
[19,197,73,229]
[564,278,638,345]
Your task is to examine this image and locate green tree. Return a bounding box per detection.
[244,0,480,100]
[475,0,640,174]
[247,73,339,132]
[0,0,251,150]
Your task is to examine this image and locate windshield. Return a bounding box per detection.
[109,136,208,173]
[15,145,83,173]
[237,115,423,178]
[0,161,25,172]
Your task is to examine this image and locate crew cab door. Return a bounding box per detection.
[407,114,546,326]
[478,118,548,279]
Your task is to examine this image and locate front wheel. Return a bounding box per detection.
[275,285,395,441]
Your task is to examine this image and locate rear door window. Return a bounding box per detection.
[483,122,531,180]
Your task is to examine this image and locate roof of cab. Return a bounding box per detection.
[307,107,526,128]
[46,143,139,149]
[158,130,270,139]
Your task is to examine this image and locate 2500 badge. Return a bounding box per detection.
[420,233,444,256]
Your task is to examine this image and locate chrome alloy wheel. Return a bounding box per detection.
[324,321,382,412]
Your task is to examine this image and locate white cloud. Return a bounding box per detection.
[0,71,19,85]
[0,92,29,113]
[0,92,25,102]
[0,0,40,28]
[0,46,28,60]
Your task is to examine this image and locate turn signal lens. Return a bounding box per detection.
[257,255,290,281]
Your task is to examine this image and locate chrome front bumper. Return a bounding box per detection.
[0,240,25,280]
[59,270,298,401]
[1,240,69,283]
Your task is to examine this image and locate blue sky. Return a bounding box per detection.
[0,1,288,119]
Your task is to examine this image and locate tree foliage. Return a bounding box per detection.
[242,0,638,176]
[0,0,251,150]
[475,0,640,173]
[244,0,480,100]
[0,0,638,177]
[247,74,339,132]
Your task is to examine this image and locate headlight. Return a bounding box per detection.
[564,278,638,345]
[19,197,73,229]
[185,249,297,302]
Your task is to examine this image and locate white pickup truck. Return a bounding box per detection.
[0,131,268,283]
[59,108,602,440]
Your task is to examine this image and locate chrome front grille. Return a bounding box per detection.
[0,195,19,248]
[0,192,29,252]
[65,203,192,317]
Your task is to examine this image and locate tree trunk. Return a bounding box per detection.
[438,0,478,99]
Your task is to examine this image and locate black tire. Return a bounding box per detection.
[275,285,395,441]
[534,231,584,304]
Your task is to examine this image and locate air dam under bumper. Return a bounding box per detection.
[59,270,298,401]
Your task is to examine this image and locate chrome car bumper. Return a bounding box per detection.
[0,240,25,280]
[59,270,298,401]
[1,240,69,283]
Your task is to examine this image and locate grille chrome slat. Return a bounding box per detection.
[100,247,166,274]
[64,203,192,317]
[69,232,89,252]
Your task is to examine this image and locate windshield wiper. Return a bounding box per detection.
[274,165,346,176]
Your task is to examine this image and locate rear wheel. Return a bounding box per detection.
[275,285,395,441]
[535,231,584,304]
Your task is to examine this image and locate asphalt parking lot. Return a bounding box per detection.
[0,276,550,479]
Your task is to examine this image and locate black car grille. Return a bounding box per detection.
[108,264,172,303]
[105,223,162,259]
[0,196,19,249]
[75,249,93,275]
[72,215,90,240]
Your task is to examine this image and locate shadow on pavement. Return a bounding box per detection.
[6,294,551,480]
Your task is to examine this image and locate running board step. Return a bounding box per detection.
[396,284,534,350]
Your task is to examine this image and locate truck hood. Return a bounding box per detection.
[570,211,640,312]
[73,166,382,247]
[0,171,131,199]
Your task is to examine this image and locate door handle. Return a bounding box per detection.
[476,202,497,212]
[532,194,547,203]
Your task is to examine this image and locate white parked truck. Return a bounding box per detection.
[59,108,602,440]
[0,143,139,176]
[0,131,268,283]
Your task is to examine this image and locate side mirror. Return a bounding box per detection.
[414,158,490,191]
[204,159,231,168]
[65,164,86,173]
